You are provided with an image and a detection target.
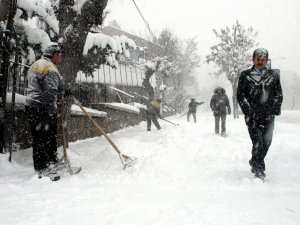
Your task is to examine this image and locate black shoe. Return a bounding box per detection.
[254,171,266,180]
[38,167,61,181]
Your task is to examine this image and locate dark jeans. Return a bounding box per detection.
[147,112,161,130]
[214,115,226,134]
[247,115,275,173]
[187,111,196,122]
[26,106,58,171]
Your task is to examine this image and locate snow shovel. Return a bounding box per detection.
[59,110,82,175]
[160,117,179,126]
[179,112,188,118]
[72,97,135,170]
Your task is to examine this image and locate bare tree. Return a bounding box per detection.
[206,20,258,118]
[157,29,201,112]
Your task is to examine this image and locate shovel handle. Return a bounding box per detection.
[73,97,127,156]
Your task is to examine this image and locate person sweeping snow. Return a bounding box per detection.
[146,98,162,131]
[25,42,64,181]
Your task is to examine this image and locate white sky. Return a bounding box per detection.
[106,0,300,75]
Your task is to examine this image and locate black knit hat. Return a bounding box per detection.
[43,42,61,57]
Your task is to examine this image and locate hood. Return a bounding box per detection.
[214,87,226,95]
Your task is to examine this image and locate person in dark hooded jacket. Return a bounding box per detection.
[237,48,283,179]
[210,87,231,136]
[25,42,64,181]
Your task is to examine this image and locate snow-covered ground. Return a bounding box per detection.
[0,110,300,225]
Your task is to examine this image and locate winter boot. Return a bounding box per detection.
[254,171,266,180]
[38,167,60,181]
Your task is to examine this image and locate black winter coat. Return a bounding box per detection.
[188,101,202,113]
[237,66,283,118]
[210,88,231,116]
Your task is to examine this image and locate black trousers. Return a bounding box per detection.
[214,115,226,134]
[187,111,196,122]
[147,112,161,130]
[247,115,275,173]
[26,106,58,171]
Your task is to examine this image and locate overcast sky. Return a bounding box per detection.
[106,0,300,80]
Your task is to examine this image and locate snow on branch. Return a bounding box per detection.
[72,0,88,13]
[18,0,59,34]
[83,32,117,55]
[23,24,51,50]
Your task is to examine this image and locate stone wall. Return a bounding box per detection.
[4,104,147,151]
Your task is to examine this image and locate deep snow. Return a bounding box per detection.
[0,110,300,225]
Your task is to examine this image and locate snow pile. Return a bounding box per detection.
[133,102,147,110]
[71,104,107,117]
[0,110,299,225]
[101,102,140,114]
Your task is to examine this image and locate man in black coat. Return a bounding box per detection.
[210,87,231,136]
[237,48,283,179]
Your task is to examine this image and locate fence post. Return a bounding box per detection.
[0,0,17,153]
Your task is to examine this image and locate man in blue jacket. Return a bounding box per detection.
[26,42,64,181]
[146,98,162,131]
[237,48,283,179]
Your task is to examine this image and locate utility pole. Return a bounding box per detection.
[132,0,156,43]
[0,0,17,153]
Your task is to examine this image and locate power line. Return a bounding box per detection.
[131,0,156,42]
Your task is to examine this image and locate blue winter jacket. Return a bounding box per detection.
[26,57,64,115]
[147,100,161,117]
